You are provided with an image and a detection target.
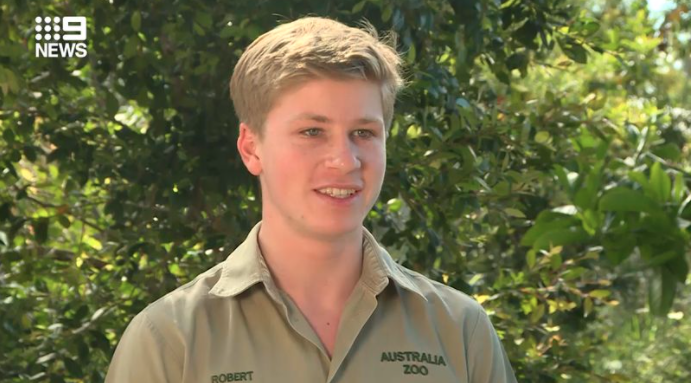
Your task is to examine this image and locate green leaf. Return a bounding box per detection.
[563,43,588,64]
[88,329,112,353]
[652,142,682,161]
[550,251,563,270]
[57,215,71,229]
[106,92,119,118]
[64,357,83,377]
[526,249,537,269]
[504,207,526,218]
[0,66,20,95]
[562,267,587,280]
[220,25,238,39]
[352,0,366,13]
[530,303,545,323]
[629,170,654,198]
[84,236,102,251]
[574,181,599,210]
[603,232,636,265]
[680,194,691,219]
[33,218,49,244]
[382,5,393,22]
[649,162,671,204]
[644,250,679,268]
[506,52,528,71]
[598,187,657,213]
[521,213,578,247]
[532,227,589,251]
[131,11,142,32]
[406,43,416,63]
[386,198,402,212]
[665,253,689,283]
[649,268,677,316]
[194,12,213,29]
[572,20,600,37]
[169,263,185,277]
[589,289,611,299]
[0,202,10,221]
[672,172,685,204]
[535,131,551,144]
[22,145,37,162]
[458,145,476,177]
[584,297,593,317]
[2,128,15,143]
[123,37,138,58]
[582,22,600,37]
[74,305,89,321]
[500,0,520,9]
[553,165,571,190]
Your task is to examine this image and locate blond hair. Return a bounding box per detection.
[229,16,405,137]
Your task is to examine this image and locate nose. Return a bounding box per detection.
[325,133,361,171]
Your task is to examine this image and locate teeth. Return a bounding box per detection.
[317,188,357,198]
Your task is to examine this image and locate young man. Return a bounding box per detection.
[106,16,517,382]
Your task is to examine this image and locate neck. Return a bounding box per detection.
[257,218,364,309]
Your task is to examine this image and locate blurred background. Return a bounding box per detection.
[1,0,690,381]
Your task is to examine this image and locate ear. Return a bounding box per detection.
[237,122,262,176]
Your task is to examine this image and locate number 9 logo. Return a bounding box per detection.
[62,16,86,41]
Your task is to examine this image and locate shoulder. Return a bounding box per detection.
[390,263,513,371]
[135,262,226,332]
[392,262,487,326]
[393,267,519,382]
[367,228,484,322]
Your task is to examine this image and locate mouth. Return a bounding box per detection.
[315,187,360,199]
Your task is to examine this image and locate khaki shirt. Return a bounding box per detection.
[106,222,517,383]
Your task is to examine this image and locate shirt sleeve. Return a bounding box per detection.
[105,310,184,383]
[467,305,518,383]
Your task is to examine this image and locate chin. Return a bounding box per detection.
[309,216,362,236]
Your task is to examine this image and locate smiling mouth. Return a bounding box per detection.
[316,187,358,199]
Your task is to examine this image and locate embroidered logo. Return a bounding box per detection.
[380,351,447,376]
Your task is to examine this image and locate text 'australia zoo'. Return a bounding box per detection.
[380,351,447,376]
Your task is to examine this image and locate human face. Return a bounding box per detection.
[243,78,386,240]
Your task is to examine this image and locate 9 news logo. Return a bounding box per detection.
[34,16,88,58]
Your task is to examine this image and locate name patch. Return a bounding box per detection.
[211,371,253,382]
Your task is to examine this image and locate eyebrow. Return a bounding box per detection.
[289,113,384,127]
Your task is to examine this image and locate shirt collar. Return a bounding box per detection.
[208,221,284,303]
[360,226,427,301]
[208,221,427,302]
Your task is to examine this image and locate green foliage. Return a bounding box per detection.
[1,0,690,382]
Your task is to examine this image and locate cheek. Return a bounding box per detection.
[365,145,386,175]
[264,148,311,182]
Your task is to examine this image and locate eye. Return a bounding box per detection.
[301,128,322,137]
[353,129,375,139]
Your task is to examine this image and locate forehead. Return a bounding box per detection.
[267,78,384,127]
